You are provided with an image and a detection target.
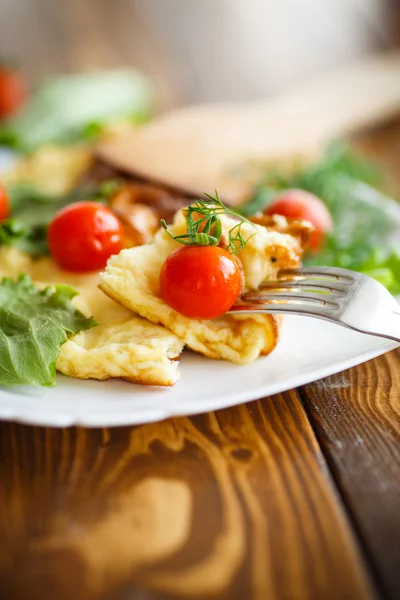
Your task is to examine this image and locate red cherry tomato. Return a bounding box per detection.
[160,245,242,319]
[0,184,10,221]
[265,189,333,252]
[48,202,123,272]
[0,66,27,118]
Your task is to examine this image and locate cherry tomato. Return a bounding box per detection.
[0,184,10,221]
[160,245,242,319]
[0,66,27,118]
[48,202,123,272]
[265,189,333,252]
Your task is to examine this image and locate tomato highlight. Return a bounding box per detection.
[160,245,242,319]
[48,202,123,272]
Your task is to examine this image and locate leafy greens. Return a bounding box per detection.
[0,70,154,152]
[0,275,96,387]
[239,145,400,295]
[0,179,121,255]
[161,190,256,254]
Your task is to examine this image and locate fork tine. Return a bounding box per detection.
[228,303,333,319]
[228,266,400,343]
[280,267,355,281]
[259,280,348,295]
[242,291,340,308]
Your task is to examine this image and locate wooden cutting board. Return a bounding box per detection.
[97,51,400,205]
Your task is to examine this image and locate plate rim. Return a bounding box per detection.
[0,337,397,428]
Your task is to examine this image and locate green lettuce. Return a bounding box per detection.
[0,275,96,386]
[0,70,154,152]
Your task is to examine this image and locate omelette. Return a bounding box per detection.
[100,210,309,365]
[0,144,185,386]
[0,247,184,386]
[1,143,309,386]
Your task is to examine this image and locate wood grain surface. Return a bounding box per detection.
[354,116,400,194]
[300,349,400,600]
[0,394,372,600]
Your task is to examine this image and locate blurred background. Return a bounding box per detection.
[0,0,399,111]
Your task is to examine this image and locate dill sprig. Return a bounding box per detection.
[161,191,256,255]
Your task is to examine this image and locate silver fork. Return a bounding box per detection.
[228,267,400,343]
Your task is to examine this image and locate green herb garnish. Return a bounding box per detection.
[161,190,256,255]
[0,275,96,387]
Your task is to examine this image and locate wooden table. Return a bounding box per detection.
[0,2,400,599]
[2,350,400,600]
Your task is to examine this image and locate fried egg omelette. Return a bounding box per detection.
[1,143,309,385]
[0,144,185,386]
[100,210,308,364]
[0,247,184,386]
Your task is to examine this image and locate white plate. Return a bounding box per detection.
[0,316,398,427]
[0,150,399,427]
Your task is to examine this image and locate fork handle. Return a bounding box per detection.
[230,306,400,343]
[348,309,400,344]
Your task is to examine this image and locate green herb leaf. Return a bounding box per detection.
[0,70,154,152]
[0,275,96,387]
[162,190,255,255]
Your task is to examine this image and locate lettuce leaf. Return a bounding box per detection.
[0,70,154,152]
[0,275,96,386]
